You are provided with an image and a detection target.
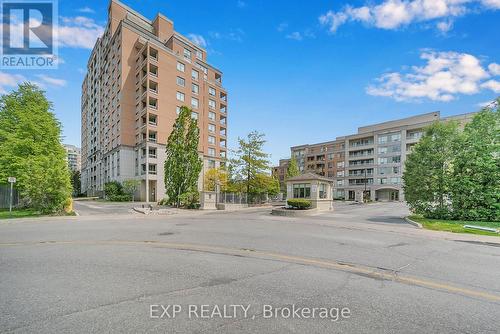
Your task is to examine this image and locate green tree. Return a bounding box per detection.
[122,179,141,202]
[250,173,280,196]
[403,121,459,219]
[451,105,500,221]
[286,156,300,179]
[164,106,202,207]
[71,170,81,196]
[204,168,228,191]
[231,131,270,194]
[0,83,72,213]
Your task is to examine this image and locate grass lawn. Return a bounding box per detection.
[409,215,500,237]
[0,208,76,220]
[0,208,42,219]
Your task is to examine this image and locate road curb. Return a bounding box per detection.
[404,216,422,228]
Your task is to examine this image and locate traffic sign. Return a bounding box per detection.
[8,177,16,183]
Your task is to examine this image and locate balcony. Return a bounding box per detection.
[220,92,227,102]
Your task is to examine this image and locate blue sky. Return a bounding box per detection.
[1,0,499,164]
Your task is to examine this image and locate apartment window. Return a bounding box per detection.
[209,87,216,96]
[176,92,185,102]
[208,111,216,121]
[208,159,216,168]
[378,155,401,164]
[220,151,226,159]
[192,83,199,94]
[196,50,202,60]
[148,164,157,174]
[293,183,311,199]
[208,99,216,109]
[208,124,216,133]
[319,183,327,199]
[327,153,334,160]
[208,148,215,157]
[177,62,185,72]
[191,112,198,120]
[337,180,344,187]
[184,48,191,59]
[336,171,344,177]
[192,69,199,80]
[191,97,199,109]
[176,106,181,114]
[336,161,345,168]
[148,148,157,158]
[176,76,185,87]
[378,132,401,144]
[379,178,387,184]
[208,135,216,145]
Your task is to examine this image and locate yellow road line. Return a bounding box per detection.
[1,240,500,303]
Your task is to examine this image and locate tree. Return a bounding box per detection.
[231,131,270,194]
[122,179,141,202]
[403,121,459,219]
[250,173,280,196]
[204,168,228,191]
[451,105,500,221]
[164,106,202,207]
[71,170,81,196]
[286,156,300,179]
[0,83,72,213]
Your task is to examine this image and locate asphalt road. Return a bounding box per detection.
[1,202,499,333]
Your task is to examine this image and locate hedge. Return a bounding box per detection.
[287,199,312,210]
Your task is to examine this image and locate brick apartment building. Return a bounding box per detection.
[273,111,476,202]
[81,0,228,201]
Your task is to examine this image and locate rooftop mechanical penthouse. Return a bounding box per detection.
[81,0,228,201]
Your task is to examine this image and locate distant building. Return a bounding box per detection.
[273,111,477,202]
[64,144,81,172]
[272,158,290,193]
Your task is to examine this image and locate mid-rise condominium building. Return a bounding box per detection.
[64,144,81,172]
[81,0,228,201]
[274,111,476,202]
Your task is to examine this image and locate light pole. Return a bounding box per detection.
[8,177,16,215]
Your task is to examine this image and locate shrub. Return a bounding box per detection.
[108,194,131,202]
[104,181,123,198]
[179,191,200,209]
[287,199,312,210]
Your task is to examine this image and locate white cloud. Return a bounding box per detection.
[319,0,498,33]
[187,33,207,48]
[481,80,500,93]
[286,32,303,41]
[35,75,67,87]
[481,0,500,9]
[488,63,500,75]
[78,7,95,13]
[57,16,104,49]
[0,72,26,94]
[436,20,453,33]
[208,29,244,42]
[477,100,498,108]
[277,22,289,32]
[366,51,499,102]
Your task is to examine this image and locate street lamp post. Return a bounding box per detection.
[8,177,16,215]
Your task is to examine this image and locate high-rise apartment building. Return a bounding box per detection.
[274,111,476,202]
[64,144,81,172]
[81,0,228,201]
